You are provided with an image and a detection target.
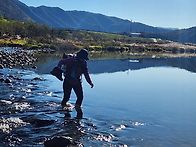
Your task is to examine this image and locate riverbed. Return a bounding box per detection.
[0,57,196,146]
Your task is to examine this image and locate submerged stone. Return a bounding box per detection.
[27,118,55,127]
[4,78,12,83]
[0,77,4,82]
[32,66,37,69]
[44,136,75,147]
[31,77,43,81]
[0,64,4,69]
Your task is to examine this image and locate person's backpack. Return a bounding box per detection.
[67,60,83,85]
[50,53,73,81]
[61,53,74,73]
[70,60,79,80]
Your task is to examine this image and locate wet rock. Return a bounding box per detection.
[32,66,37,69]
[7,75,14,78]
[27,119,55,127]
[13,77,22,81]
[0,77,4,82]
[44,136,75,147]
[0,64,4,69]
[31,77,43,81]
[4,78,12,83]
[9,66,13,69]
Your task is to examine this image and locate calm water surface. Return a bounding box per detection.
[1,57,196,146]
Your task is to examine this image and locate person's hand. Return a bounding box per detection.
[90,83,94,88]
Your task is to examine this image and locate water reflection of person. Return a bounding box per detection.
[63,107,84,142]
[64,107,83,119]
[75,107,83,119]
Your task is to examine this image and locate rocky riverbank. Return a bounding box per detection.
[0,47,37,69]
[1,41,196,70]
[0,47,56,69]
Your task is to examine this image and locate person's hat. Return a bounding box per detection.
[76,49,89,60]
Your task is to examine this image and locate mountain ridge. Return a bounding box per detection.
[0,0,171,34]
[0,0,195,43]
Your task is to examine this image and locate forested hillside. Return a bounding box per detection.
[0,0,171,34]
[143,27,196,44]
[0,17,166,51]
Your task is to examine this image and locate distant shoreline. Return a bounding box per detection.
[1,44,196,69]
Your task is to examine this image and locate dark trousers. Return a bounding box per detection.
[62,79,83,106]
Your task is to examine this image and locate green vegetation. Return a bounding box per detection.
[0,17,160,48]
[0,17,52,48]
[1,17,195,58]
[0,17,49,37]
[0,38,26,45]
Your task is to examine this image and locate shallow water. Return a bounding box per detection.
[1,57,196,146]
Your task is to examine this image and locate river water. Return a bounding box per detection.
[1,57,196,146]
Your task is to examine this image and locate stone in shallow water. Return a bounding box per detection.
[25,118,55,127]
[31,77,43,81]
[44,136,75,147]
[0,77,4,82]
[4,78,12,83]
[32,66,37,69]
[0,64,4,69]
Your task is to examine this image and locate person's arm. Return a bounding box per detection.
[83,62,94,88]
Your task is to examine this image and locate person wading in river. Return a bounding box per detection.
[57,49,94,107]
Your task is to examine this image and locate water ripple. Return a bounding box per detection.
[0,67,147,146]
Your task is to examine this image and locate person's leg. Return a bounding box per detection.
[62,80,72,106]
[73,82,83,107]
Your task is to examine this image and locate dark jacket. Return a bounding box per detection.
[58,57,93,85]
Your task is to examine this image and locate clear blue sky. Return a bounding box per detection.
[19,0,196,29]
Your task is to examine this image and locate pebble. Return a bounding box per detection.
[0,64,4,69]
[0,77,4,82]
[32,66,37,69]
[4,78,12,83]
[31,77,43,81]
